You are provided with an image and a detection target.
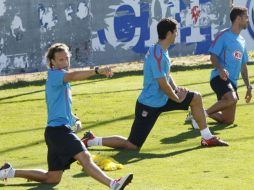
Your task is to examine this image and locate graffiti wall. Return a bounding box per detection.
[91,0,231,64]
[0,0,92,75]
[234,0,254,51]
[0,0,231,75]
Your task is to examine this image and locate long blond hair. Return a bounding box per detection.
[45,43,71,68]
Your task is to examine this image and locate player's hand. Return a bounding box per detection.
[245,89,252,103]
[74,120,82,133]
[98,66,114,77]
[176,88,188,103]
[219,69,229,81]
[176,86,188,92]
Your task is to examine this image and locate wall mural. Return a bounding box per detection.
[0,0,231,75]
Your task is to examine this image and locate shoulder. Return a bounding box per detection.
[145,44,156,59]
[47,69,66,82]
[48,69,66,75]
[216,28,230,38]
[211,28,230,47]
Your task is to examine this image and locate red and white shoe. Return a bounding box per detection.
[201,136,229,147]
[81,131,95,147]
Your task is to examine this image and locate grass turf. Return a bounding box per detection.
[0,65,254,190]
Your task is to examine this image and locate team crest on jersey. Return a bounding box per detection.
[233,50,242,60]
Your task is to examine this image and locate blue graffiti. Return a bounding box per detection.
[98,2,150,53]
[97,0,214,54]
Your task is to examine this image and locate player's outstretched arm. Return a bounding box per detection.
[64,66,113,82]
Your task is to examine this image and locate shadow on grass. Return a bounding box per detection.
[0,183,56,190]
[0,79,46,90]
[0,127,44,136]
[72,171,89,178]
[160,123,238,145]
[0,87,141,104]
[1,69,253,103]
[0,78,106,101]
[111,145,202,165]
[84,114,134,131]
[0,139,44,154]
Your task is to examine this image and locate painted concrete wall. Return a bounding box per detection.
[92,0,231,64]
[0,0,231,75]
[0,0,92,75]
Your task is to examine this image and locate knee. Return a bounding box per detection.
[224,98,237,108]
[46,179,61,185]
[192,92,202,104]
[125,140,139,150]
[222,118,235,125]
[45,174,61,184]
[230,98,238,106]
[82,151,93,163]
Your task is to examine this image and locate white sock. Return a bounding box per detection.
[200,128,213,140]
[87,137,102,147]
[10,169,15,178]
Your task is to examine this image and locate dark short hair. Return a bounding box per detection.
[45,43,70,68]
[230,6,247,23]
[157,18,178,40]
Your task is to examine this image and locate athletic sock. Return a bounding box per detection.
[10,169,15,178]
[200,127,213,140]
[87,137,102,147]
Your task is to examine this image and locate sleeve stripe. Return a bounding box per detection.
[211,29,229,48]
[153,45,163,72]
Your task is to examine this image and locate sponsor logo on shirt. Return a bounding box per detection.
[233,50,242,60]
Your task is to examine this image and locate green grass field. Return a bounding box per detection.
[0,65,254,190]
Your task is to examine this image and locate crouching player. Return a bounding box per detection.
[0,43,133,190]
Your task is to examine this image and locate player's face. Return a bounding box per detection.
[51,51,70,69]
[169,29,178,43]
[240,12,249,29]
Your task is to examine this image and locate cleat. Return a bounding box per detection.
[185,112,192,123]
[81,131,95,147]
[0,163,15,180]
[201,136,229,147]
[111,173,133,190]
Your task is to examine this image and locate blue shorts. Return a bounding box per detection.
[45,126,87,171]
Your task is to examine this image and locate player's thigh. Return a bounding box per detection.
[221,90,238,102]
[128,102,161,148]
[73,151,94,168]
